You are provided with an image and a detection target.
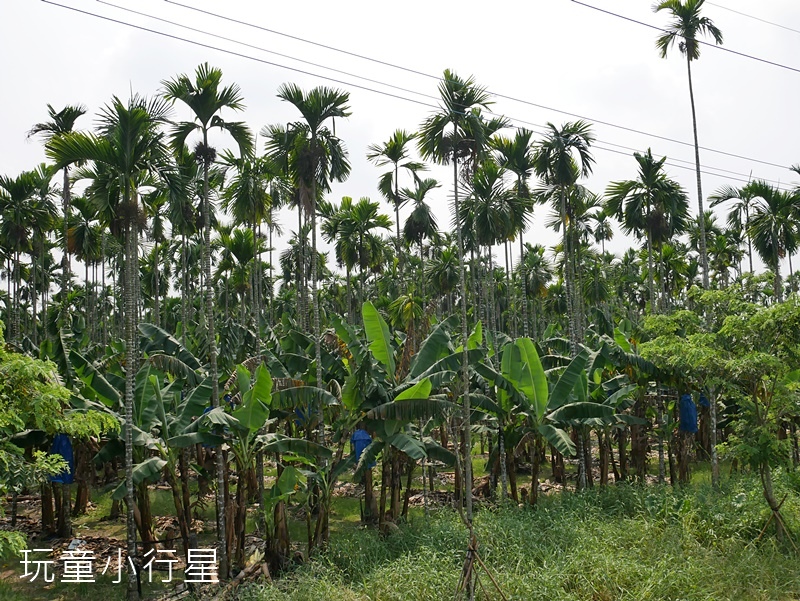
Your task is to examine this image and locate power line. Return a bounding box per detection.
[103,0,786,186]
[570,0,800,75]
[162,0,792,172]
[40,0,793,191]
[705,2,800,37]
[593,143,792,190]
[97,0,441,104]
[40,1,439,109]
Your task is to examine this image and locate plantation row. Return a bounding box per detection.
[2,2,800,597]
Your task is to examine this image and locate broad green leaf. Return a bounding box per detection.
[168,431,224,448]
[549,349,589,410]
[367,398,457,421]
[112,456,167,500]
[69,350,120,408]
[258,433,332,459]
[516,338,548,420]
[174,377,213,434]
[394,378,432,401]
[614,328,632,353]
[388,432,426,460]
[236,364,251,399]
[272,386,339,411]
[409,315,457,378]
[362,301,396,380]
[538,424,575,457]
[467,321,483,350]
[249,364,273,407]
[548,401,615,424]
[341,374,359,412]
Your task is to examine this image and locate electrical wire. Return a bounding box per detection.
[570,0,800,75]
[40,0,795,192]
[162,0,792,172]
[101,0,790,188]
[705,2,800,37]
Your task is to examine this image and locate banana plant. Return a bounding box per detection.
[195,363,332,567]
[338,302,467,526]
[475,338,617,504]
[71,323,215,556]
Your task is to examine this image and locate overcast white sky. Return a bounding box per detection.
[2,0,800,276]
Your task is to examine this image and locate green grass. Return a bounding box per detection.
[239,473,800,601]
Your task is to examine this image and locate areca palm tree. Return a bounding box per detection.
[162,63,253,578]
[709,182,759,273]
[591,210,615,255]
[402,177,440,297]
[220,150,275,349]
[654,0,723,288]
[516,243,553,338]
[275,83,351,406]
[418,70,494,523]
[745,181,799,301]
[28,104,86,297]
[27,164,59,346]
[605,149,688,313]
[0,170,42,343]
[492,129,537,334]
[533,121,595,355]
[46,94,173,601]
[367,130,424,270]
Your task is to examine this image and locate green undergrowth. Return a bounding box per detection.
[240,474,800,601]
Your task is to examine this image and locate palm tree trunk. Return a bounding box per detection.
[62,167,71,296]
[310,160,324,445]
[153,245,160,328]
[561,186,579,356]
[686,56,709,288]
[520,237,528,338]
[451,127,473,524]
[181,233,187,347]
[203,144,229,581]
[709,387,719,488]
[124,214,140,601]
[647,232,656,314]
[31,247,38,346]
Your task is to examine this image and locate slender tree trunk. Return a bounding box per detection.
[202,143,229,580]
[520,237,529,338]
[647,231,656,314]
[62,167,71,297]
[686,56,709,288]
[451,131,473,524]
[124,214,140,601]
[709,388,719,488]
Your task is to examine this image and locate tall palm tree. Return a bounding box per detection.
[162,63,253,578]
[28,104,86,298]
[46,94,173,601]
[27,164,59,346]
[654,0,723,288]
[0,170,40,343]
[402,177,440,297]
[220,150,275,351]
[533,121,595,355]
[418,70,493,523]
[709,182,759,273]
[493,129,537,335]
[745,181,798,302]
[276,83,351,426]
[605,149,688,313]
[367,130,424,272]
[515,243,553,338]
[591,210,615,255]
